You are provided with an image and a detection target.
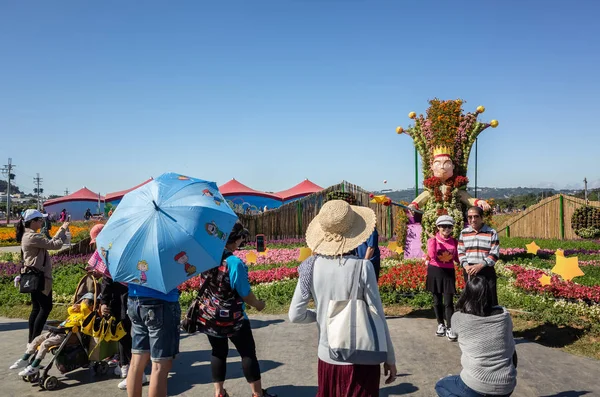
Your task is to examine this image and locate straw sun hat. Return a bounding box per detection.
[306,200,376,256]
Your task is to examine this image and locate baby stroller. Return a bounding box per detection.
[25,273,119,390]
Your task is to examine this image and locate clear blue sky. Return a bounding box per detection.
[2,1,599,197]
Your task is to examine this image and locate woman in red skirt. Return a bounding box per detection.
[289,200,397,397]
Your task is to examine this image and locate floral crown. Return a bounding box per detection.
[396,98,498,179]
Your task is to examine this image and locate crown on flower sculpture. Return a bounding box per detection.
[433,145,453,158]
[396,98,498,179]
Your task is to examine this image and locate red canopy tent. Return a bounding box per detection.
[276,179,323,202]
[43,187,104,207]
[219,178,281,200]
[105,178,153,203]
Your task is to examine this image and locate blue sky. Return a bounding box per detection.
[2,1,599,197]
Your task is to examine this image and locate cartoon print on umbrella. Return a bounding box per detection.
[131,260,149,284]
[203,189,224,206]
[174,251,197,276]
[100,242,113,266]
[206,221,227,241]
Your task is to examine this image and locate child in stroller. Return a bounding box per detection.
[10,293,94,382]
[10,273,124,390]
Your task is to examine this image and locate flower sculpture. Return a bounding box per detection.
[397,98,499,246]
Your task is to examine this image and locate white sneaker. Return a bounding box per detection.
[18,365,40,377]
[446,328,458,341]
[436,323,446,337]
[118,373,148,390]
[115,364,129,378]
[10,358,28,370]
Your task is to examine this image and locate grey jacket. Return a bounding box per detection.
[20,227,67,295]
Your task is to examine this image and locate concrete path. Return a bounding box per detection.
[0,315,598,397]
[0,244,73,254]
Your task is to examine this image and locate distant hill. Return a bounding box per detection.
[374,186,580,204]
[0,180,23,195]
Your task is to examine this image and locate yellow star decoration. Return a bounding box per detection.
[387,242,398,251]
[258,248,269,256]
[246,251,257,264]
[395,247,404,255]
[555,249,565,257]
[298,247,312,262]
[526,241,540,255]
[551,255,584,281]
[539,274,552,286]
[370,195,389,204]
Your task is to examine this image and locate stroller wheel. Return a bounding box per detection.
[43,376,59,391]
[27,373,40,383]
[95,361,109,375]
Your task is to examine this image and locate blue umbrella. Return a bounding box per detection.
[95,172,238,293]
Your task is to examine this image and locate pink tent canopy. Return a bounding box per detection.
[276,179,323,201]
[105,178,153,202]
[219,178,281,200]
[43,187,104,206]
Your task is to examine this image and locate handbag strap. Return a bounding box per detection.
[350,260,363,300]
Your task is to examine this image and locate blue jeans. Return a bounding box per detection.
[127,297,181,362]
[436,375,513,397]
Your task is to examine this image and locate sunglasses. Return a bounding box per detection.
[438,225,453,229]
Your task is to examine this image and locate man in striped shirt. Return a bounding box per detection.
[458,206,500,306]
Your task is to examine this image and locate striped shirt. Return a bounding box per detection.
[458,224,500,268]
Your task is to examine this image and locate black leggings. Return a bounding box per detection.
[432,292,454,328]
[119,316,132,366]
[29,290,53,343]
[207,320,261,383]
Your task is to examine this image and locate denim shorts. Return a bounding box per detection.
[127,297,181,361]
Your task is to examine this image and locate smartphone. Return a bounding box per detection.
[256,234,266,252]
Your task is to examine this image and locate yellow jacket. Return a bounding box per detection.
[61,302,93,329]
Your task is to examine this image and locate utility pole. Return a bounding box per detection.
[1,158,15,225]
[584,177,588,204]
[34,173,44,210]
[64,188,69,196]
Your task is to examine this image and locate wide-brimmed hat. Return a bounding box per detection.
[435,215,455,226]
[306,200,376,256]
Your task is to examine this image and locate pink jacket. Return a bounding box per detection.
[427,233,459,269]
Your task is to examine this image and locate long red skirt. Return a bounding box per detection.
[317,359,381,397]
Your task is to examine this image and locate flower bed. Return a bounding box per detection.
[379,259,465,293]
[500,248,600,260]
[0,253,90,278]
[505,264,600,304]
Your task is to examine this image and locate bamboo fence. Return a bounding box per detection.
[497,194,600,240]
[237,181,400,240]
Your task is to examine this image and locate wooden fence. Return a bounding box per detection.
[237,181,400,240]
[497,194,600,240]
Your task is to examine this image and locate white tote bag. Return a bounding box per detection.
[326,260,388,365]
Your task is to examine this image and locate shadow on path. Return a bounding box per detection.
[168,349,282,395]
[514,324,587,348]
[540,392,591,397]
[0,321,28,332]
[380,382,419,395]
[250,318,285,329]
[268,385,318,397]
[402,308,436,320]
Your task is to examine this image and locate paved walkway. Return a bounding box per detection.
[0,315,598,397]
[0,244,73,254]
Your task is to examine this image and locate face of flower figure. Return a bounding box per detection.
[432,155,454,182]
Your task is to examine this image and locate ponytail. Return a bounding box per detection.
[15,218,25,244]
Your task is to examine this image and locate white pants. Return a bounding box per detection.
[26,332,66,361]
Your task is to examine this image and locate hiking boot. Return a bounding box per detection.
[436,323,446,337]
[446,328,458,341]
[18,365,40,377]
[9,358,28,370]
